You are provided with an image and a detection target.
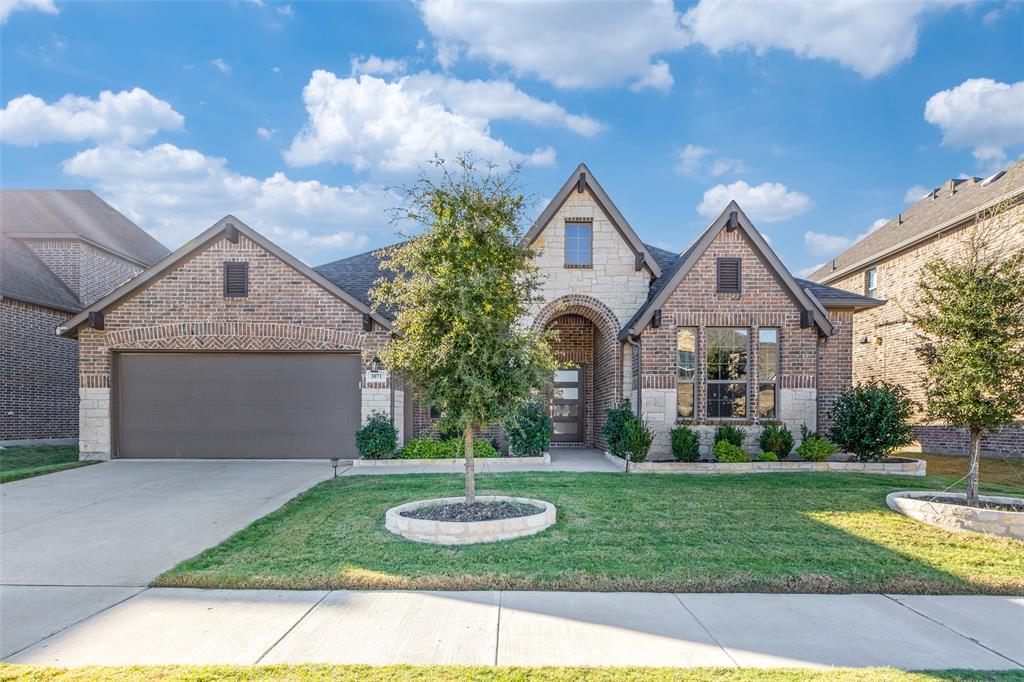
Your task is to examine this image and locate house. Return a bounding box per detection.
[809,160,1024,458]
[1,191,168,442]
[59,165,879,460]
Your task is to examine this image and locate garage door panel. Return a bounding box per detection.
[116,353,362,459]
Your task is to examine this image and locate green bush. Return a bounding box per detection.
[671,425,701,462]
[602,399,633,456]
[758,423,794,458]
[396,437,500,459]
[355,413,397,459]
[454,438,500,459]
[713,440,750,463]
[621,416,653,463]
[828,381,914,462]
[503,401,551,456]
[796,435,838,462]
[759,451,779,462]
[714,424,746,447]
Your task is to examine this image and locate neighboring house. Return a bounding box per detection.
[60,165,878,460]
[810,160,1024,458]
[1,191,168,442]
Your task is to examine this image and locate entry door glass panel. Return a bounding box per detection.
[551,366,584,442]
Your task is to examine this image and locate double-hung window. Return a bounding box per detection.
[564,221,592,267]
[677,327,697,418]
[706,327,748,418]
[758,328,779,419]
[865,267,878,298]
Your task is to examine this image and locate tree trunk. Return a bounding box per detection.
[464,425,475,504]
[967,429,981,507]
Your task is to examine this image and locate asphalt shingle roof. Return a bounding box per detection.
[1,236,81,312]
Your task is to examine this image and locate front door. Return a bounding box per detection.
[551,367,584,443]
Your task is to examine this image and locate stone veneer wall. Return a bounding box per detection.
[637,229,822,456]
[1,299,79,440]
[76,233,389,459]
[827,200,1024,457]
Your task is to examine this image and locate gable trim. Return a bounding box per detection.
[619,202,833,340]
[58,215,393,337]
[524,163,662,279]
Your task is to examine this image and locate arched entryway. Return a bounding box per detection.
[533,295,622,449]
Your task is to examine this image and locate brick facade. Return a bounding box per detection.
[827,200,1024,458]
[75,233,389,458]
[24,239,144,307]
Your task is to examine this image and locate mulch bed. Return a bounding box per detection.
[400,501,543,522]
[927,496,1024,512]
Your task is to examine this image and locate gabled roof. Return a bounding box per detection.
[523,163,662,279]
[59,216,393,337]
[1,236,82,313]
[796,278,885,310]
[315,242,405,319]
[620,202,835,340]
[811,159,1024,284]
[1,190,169,266]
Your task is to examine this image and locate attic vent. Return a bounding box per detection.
[981,171,1005,186]
[716,257,741,293]
[223,261,249,297]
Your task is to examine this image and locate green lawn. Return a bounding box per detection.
[2,665,1021,682]
[157,470,1024,594]
[913,452,1024,488]
[0,445,95,483]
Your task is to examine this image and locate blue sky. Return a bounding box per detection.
[2,0,1022,274]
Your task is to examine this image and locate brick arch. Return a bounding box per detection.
[106,321,368,352]
[532,294,621,339]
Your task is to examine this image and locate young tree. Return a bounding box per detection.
[371,156,556,502]
[909,204,1024,506]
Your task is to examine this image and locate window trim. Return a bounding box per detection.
[676,327,698,419]
[564,219,593,268]
[223,261,249,298]
[716,257,742,293]
[757,327,780,420]
[706,327,749,419]
[865,267,878,298]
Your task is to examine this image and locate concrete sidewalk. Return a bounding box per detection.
[4,589,1022,669]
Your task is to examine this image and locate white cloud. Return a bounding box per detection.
[683,0,959,78]
[709,157,748,177]
[277,3,293,17]
[418,0,688,90]
[256,127,278,140]
[350,55,408,77]
[629,61,674,92]
[271,66,281,75]
[676,144,747,177]
[867,217,888,234]
[697,180,811,223]
[285,70,601,172]
[804,230,852,256]
[924,78,1024,169]
[0,88,184,146]
[903,184,930,203]
[0,0,56,23]
[795,262,825,278]
[62,143,398,262]
[676,144,712,175]
[211,58,231,74]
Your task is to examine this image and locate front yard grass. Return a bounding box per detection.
[2,665,1020,682]
[0,445,94,483]
[157,470,1024,594]
[913,452,1024,488]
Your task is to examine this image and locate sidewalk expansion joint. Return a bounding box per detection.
[672,593,740,668]
[253,590,332,664]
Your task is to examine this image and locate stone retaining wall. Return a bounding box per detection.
[886,491,1024,540]
[353,453,551,467]
[605,452,926,475]
[384,495,556,545]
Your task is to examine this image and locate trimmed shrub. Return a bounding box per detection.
[602,399,634,456]
[621,416,653,463]
[671,425,701,462]
[503,401,551,456]
[714,424,746,447]
[758,423,794,458]
[454,438,500,459]
[828,381,914,462]
[396,437,500,459]
[355,412,397,459]
[796,435,838,462]
[713,440,749,463]
[759,452,779,462]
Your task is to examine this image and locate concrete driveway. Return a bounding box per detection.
[0,460,333,658]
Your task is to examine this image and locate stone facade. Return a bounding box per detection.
[75,233,389,459]
[826,200,1024,458]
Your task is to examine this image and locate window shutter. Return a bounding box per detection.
[223,261,249,297]
[716,258,741,293]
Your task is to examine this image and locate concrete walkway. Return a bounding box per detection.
[343,448,620,476]
[4,589,1021,669]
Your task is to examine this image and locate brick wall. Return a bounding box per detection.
[816,309,853,434]
[828,201,1024,457]
[24,239,144,307]
[76,233,389,458]
[1,299,79,440]
[638,229,823,455]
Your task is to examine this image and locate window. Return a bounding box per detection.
[428,405,442,419]
[706,327,748,418]
[758,328,779,419]
[865,267,878,298]
[223,261,248,297]
[677,327,697,418]
[716,258,741,293]
[564,221,592,267]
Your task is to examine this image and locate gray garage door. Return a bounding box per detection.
[116,352,362,459]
